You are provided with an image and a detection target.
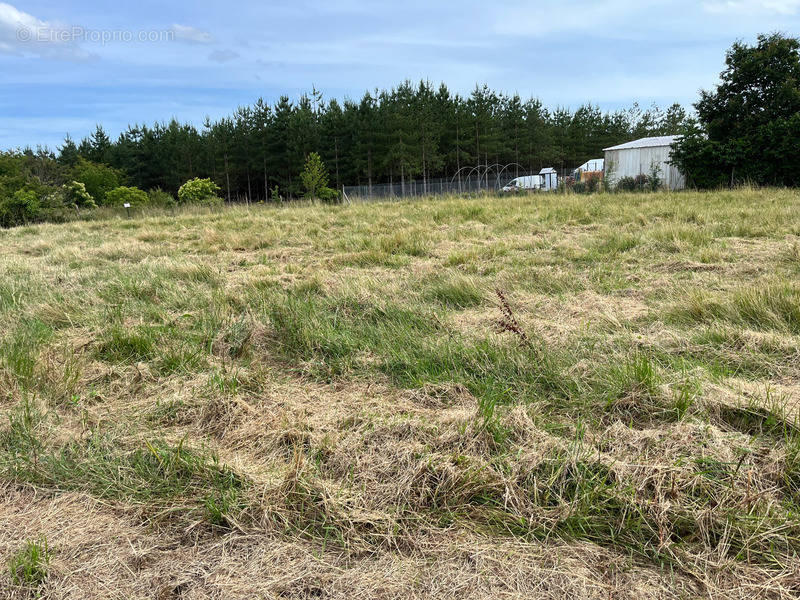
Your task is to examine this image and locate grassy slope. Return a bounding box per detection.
[1,189,799,599]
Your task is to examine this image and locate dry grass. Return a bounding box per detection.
[1,189,800,598]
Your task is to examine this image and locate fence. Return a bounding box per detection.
[342,168,575,202]
[343,175,505,201]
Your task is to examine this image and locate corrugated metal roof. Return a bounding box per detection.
[575,158,604,171]
[603,135,682,151]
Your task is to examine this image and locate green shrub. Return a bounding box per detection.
[0,183,73,228]
[616,176,637,192]
[648,161,663,191]
[105,186,148,207]
[0,189,40,227]
[63,180,96,208]
[317,186,341,204]
[585,172,602,193]
[0,151,72,227]
[270,185,282,203]
[147,187,175,207]
[634,174,649,190]
[178,178,222,205]
[615,173,660,193]
[70,159,123,205]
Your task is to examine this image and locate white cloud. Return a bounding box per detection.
[0,2,94,60]
[0,3,38,51]
[702,0,800,13]
[171,24,214,44]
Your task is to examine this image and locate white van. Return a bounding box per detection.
[501,175,542,192]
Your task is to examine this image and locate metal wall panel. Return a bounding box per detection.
[604,146,686,190]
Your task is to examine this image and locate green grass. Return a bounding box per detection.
[376,229,430,257]
[1,189,800,594]
[422,274,485,308]
[8,537,50,588]
[266,289,574,417]
[96,327,157,363]
[1,398,248,528]
[671,282,800,333]
[592,232,641,255]
[0,318,52,386]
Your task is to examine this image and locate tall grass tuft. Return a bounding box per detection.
[423,275,484,309]
[8,537,50,588]
[670,282,800,333]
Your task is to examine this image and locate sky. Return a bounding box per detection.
[1,0,799,150]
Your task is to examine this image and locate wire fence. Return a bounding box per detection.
[342,166,576,202]
[343,176,503,201]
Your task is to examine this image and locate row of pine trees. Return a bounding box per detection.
[54,80,690,200]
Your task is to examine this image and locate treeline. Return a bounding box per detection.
[0,147,225,228]
[671,33,800,188]
[3,35,796,228]
[55,81,688,200]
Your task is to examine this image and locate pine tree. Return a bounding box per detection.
[90,125,111,163]
[43,80,694,199]
[300,152,328,200]
[57,135,80,167]
[271,96,295,195]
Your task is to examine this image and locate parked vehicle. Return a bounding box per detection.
[501,175,542,192]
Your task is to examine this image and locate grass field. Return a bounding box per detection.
[1,189,799,599]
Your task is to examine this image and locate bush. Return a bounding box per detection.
[270,185,282,203]
[572,173,602,194]
[0,151,93,228]
[647,162,663,191]
[63,181,96,208]
[317,186,341,204]
[105,186,149,207]
[178,178,222,205]
[614,173,665,193]
[584,172,602,193]
[70,159,123,205]
[147,188,175,207]
[0,189,40,228]
[634,174,649,190]
[0,184,71,229]
[617,176,637,192]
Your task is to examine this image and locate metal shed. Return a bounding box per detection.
[603,136,685,190]
[539,167,558,191]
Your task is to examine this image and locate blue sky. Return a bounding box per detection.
[1,0,799,150]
